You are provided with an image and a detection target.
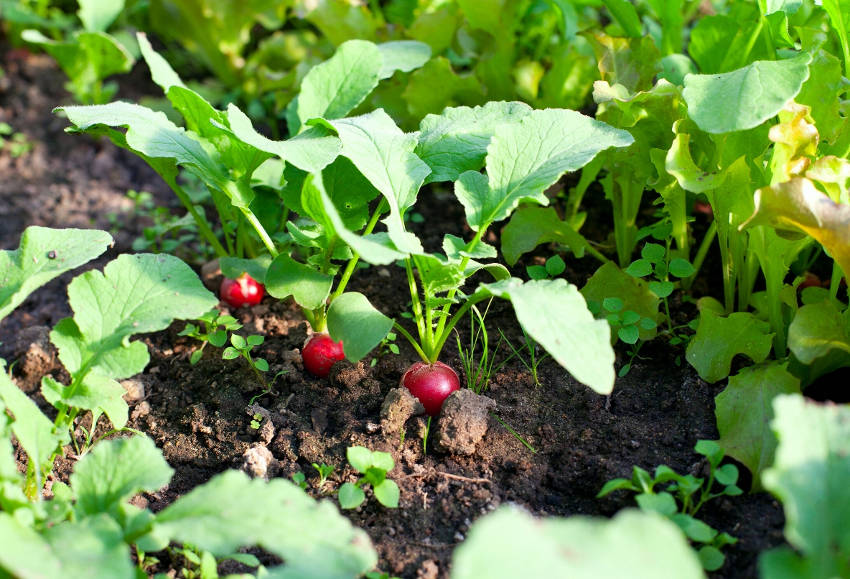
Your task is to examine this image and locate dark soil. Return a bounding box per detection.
[0,47,786,578]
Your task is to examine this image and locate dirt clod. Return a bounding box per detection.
[12,325,55,392]
[434,390,496,456]
[380,387,425,436]
[241,445,279,480]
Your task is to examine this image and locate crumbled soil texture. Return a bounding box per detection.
[0,47,787,578]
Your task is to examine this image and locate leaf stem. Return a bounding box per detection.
[329,199,388,302]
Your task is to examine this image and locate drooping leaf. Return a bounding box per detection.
[715,363,800,490]
[501,206,595,265]
[788,300,850,364]
[289,40,382,133]
[683,52,812,133]
[136,31,185,91]
[327,293,393,362]
[415,101,533,184]
[458,109,633,232]
[0,226,112,322]
[760,395,850,578]
[265,254,332,311]
[741,177,850,278]
[154,470,377,578]
[329,110,431,253]
[686,310,774,383]
[479,278,614,394]
[452,507,704,578]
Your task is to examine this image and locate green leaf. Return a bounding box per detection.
[329,110,431,253]
[458,109,633,232]
[442,234,497,260]
[624,259,653,278]
[788,301,850,374]
[290,40,382,133]
[51,254,218,379]
[0,366,69,481]
[338,482,365,510]
[0,512,63,577]
[683,52,812,133]
[480,278,614,394]
[377,41,431,79]
[42,373,129,430]
[155,470,376,576]
[373,480,399,508]
[761,395,850,578]
[415,102,533,184]
[346,446,374,473]
[582,262,660,343]
[0,226,112,322]
[670,513,717,543]
[265,254,332,311]
[44,515,134,579]
[686,310,774,383]
[636,492,678,516]
[226,104,341,174]
[78,0,125,32]
[715,363,800,490]
[219,256,273,285]
[136,31,185,91]
[668,258,695,278]
[327,293,393,362]
[602,0,643,37]
[741,177,850,279]
[402,56,480,122]
[452,507,704,578]
[71,435,173,517]
[501,206,594,264]
[648,281,674,298]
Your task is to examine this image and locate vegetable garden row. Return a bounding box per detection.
[1,0,849,577]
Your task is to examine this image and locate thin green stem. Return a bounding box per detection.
[393,322,430,363]
[164,176,227,257]
[432,227,487,345]
[329,200,388,302]
[240,208,278,257]
[683,220,717,291]
[430,291,493,362]
[405,258,427,346]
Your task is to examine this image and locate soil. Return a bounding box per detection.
[0,47,787,578]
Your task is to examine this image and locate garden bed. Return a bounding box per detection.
[0,46,787,578]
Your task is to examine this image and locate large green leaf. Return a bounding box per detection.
[741,177,850,278]
[265,254,332,311]
[327,292,393,362]
[458,109,634,231]
[415,101,533,184]
[329,110,431,253]
[479,278,614,394]
[760,395,850,578]
[715,363,800,490]
[71,436,173,517]
[686,310,774,383]
[501,206,595,265]
[683,52,812,133]
[788,300,850,364]
[42,373,130,431]
[376,40,431,79]
[78,0,125,32]
[453,507,704,578]
[0,226,112,322]
[289,40,382,133]
[42,515,134,579]
[154,470,376,578]
[0,512,62,578]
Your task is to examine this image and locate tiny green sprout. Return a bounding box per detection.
[0,122,33,158]
[625,242,695,333]
[597,439,742,571]
[500,328,549,387]
[338,446,399,510]
[312,462,335,488]
[223,334,269,373]
[526,254,566,280]
[456,300,514,394]
[291,472,308,490]
[249,413,263,430]
[179,309,243,365]
[370,331,400,367]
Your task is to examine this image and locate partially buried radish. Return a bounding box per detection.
[302,333,345,378]
[220,273,264,308]
[401,361,460,416]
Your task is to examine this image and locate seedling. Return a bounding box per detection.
[291,472,308,490]
[179,309,243,365]
[526,254,566,280]
[499,328,549,387]
[338,446,399,510]
[370,331,400,367]
[0,122,33,157]
[455,301,514,394]
[249,413,263,430]
[312,462,335,489]
[598,440,742,571]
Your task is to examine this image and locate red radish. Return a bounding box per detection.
[302,333,345,378]
[401,361,460,416]
[220,273,264,308]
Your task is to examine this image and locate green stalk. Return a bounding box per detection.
[162,175,227,257]
[405,258,428,347]
[329,200,388,303]
[683,220,717,290]
[393,322,430,363]
[239,208,278,258]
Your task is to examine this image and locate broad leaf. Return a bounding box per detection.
[220,255,273,285]
[788,301,850,364]
[715,363,800,490]
[459,109,634,231]
[154,470,377,578]
[683,52,812,133]
[78,0,125,32]
[265,254,332,311]
[289,40,382,133]
[453,507,703,578]
[43,515,134,579]
[42,373,129,430]
[330,110,431,253]
[0,226,112,322]
[761,395,850,578]
[0,512,62,577]
[71,435,173,517]
[686,310,774,383]
[501,206,594,265]
[377,40,431,79]
[581,262,661,342]
[327,292,393,362]
[415,101,533,184]
[741,177,850,278]
[479,278,614,394]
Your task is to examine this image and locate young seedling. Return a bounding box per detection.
[338,446,399,510]
[455,301,514,394]
[312,462,335,489]
[179,309,243,365]
[0,122,33,157]
[525,254,566,280]
[597,440,742,571]
[499,328,549,387]
[370,331,400,368]
[291,472,308,490]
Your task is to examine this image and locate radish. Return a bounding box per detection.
[220,273,264,308]
[401,361,460,416]
[303,333,345,378]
